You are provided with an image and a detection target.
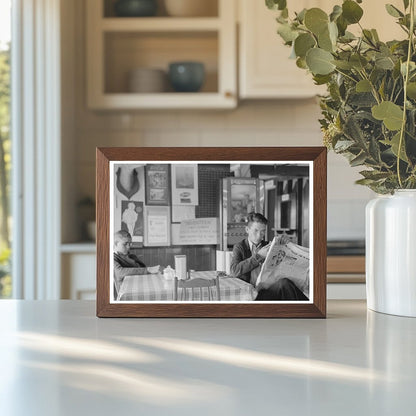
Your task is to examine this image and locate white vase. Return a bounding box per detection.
[366,189,416,317]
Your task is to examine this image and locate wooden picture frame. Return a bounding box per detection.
[97,147,327,318]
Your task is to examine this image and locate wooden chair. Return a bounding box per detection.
[174,275,220,301]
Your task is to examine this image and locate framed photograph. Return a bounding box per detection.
[145,164,170,206]
[97,147,327,318]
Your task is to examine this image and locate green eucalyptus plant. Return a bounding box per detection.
[266,0,416,194]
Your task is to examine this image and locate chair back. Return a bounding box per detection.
[174,276,220,301]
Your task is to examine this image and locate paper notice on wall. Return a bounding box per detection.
[147,215,168,245]
[172,218,219,245]
[172,205,195,223]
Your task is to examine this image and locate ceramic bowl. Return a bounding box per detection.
[128,68,167,93]
[114,0,158,17]
[168,61,205,92]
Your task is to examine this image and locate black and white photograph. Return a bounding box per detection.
[109,160,313,304]
[96,147,326,318]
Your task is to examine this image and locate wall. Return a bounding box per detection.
[61,0,374,244]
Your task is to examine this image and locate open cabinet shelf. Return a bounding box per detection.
[86,0,237,109]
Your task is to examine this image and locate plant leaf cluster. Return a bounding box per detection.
[266,0,416,193]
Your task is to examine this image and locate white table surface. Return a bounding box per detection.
[1,300,415,416]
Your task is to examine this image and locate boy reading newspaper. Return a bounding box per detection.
[255,236,310,298]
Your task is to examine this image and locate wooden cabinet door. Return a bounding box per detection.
[238,0,326,99]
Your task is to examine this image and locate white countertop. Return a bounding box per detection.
[0,300,415,416]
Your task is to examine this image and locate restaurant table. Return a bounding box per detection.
[117,271,255,301]
[1,300,416,416]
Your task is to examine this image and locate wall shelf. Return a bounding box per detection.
[86,0,236,109]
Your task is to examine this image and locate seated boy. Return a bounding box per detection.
[113,230,160,295]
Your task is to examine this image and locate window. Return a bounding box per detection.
[0,0,11,298]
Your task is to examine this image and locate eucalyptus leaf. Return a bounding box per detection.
[296,8,307,23]
[375,55,395,70]
[343,114,367,147]
[389,132,409,162]
[359,170,391,180]
[369,136,382,163]
[399,14,411,29]
[401,61,416,76]
[333,60,353,70]
[296,57,308,69]
[277,23,298,43]
[350,54,368,70]
[355,178,377,186]
[407,82,416,99]
[372,101,404,131]
[328,21,338,45]
[350,152,368,166]
[342,0,363,24]
[306,48,336,75]
[304,8,328,35]
[266,0,287,11]
[371,29,380,43]
[336,15,348,36]
[378,78,386,100]
[356,79,372,92]
[276,14,288,24]
[363,29,376,46]
[370,67,386,84]
[330,5,342,22]
[385,4,404,17]
[313,74,332,85]
[334,140,355,151]
[339,31,356,43]
[318,27,334,52]
[294,33,316,58]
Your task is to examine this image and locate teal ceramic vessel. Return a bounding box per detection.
[168,62,205,92]
[114,0,157,17]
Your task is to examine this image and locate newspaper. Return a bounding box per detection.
[255,237,310,297]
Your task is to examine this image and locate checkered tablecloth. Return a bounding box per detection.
[117,271,255,302]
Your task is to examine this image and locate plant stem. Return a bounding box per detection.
[397,0,415,188]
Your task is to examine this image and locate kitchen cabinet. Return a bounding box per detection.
[61,245,96,300]
[238,0,325,99]
[86,0,237,109]
[238,0,404,99]
[327,256,365,283]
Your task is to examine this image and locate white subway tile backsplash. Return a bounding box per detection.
[142,130,200,147]
[132,111,180,130]
[178,111,227,130]
[199,129,255,146]
[327,199,369,240]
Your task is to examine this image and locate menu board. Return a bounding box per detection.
[171,218,219,245]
